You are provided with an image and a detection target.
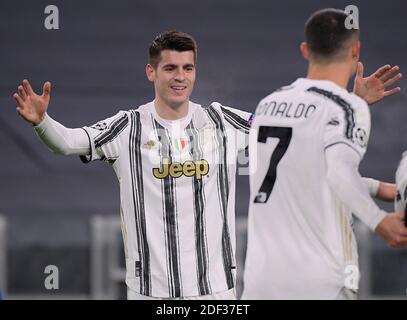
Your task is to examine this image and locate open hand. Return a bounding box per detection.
[353,62,402,105]
[13,80,51,125]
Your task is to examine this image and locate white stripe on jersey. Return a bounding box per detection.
[82,101,252,298]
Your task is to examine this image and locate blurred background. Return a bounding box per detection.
[0,0,406,299]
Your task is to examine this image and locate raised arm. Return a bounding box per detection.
[13,80,89,156]
[326,144,407,248]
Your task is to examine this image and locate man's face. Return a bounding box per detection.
[146,50,196,109]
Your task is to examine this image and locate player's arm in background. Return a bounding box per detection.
[13,79,90,155]
[324,95,407,249]
[326,146,407,248]
[353,63,401,202]
[395,152,407,227]
[363,178,397,202]
[215,102,253,150]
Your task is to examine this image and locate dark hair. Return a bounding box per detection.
[149,31,197,68]
[305,8,359,61]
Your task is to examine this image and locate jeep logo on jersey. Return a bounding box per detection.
[153,159,209,179]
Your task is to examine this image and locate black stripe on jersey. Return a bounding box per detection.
[220,106,250,133]
[95,113,129,148]
[150,114,173,296]
[205,106,235,290]
[307,87,355,140]
[79,128,93,163]
[186,120,212,296]
[154,120,183,298]
[151,116,174,297]
[129,111,151,296]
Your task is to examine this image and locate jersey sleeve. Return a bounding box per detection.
[395,151,407,212]
[80,111,130,163]
[324,97,370,159]
[218,104,254,151]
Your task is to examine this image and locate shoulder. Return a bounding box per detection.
[348,94,370,130]
[206,102,246,116]
[204,101,223,111]
[349,93,369,112]
[206,102,251,122]
[257,80,303,105]
[126,102,155,123]
[128,102,151,115]
[306,86,367,116]
[201,102,226,119]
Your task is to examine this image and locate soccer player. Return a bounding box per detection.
[395,152,407,227]
[12,31,402,300]
[242,9,407,300]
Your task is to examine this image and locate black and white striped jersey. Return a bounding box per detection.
[243,78,371,299]
[395,151,407,215]
[81,101,251,298]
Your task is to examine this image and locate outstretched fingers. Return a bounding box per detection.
[42,81,51,98]
[383,73,403,89]
[13,93,25,115]
[13,92,25,106]
[384,87,401,97]
[22,79,35,96]
[18,85,27,101]
[373,64,391,79]
[356,62,364,79]
[380,65,400,82]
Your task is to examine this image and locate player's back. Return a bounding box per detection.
[243,78,370,299]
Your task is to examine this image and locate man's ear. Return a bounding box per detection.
[146,64,155,82]
[351,40,361,61]
[300,42,310,61]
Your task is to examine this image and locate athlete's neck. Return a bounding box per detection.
[306,62,352,89]
[154,98,189,121]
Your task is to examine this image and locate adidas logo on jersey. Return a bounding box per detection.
[153,159,209,179]
[143,140,157,150]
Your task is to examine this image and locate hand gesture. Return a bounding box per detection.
[13,80,51,125]
[353,62,402,105]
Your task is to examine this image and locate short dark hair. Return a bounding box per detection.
[305,8,359,61]
[149,31,197,68]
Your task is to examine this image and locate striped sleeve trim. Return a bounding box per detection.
[94,113,129,148]
[79,128,93,163]
[220,106,250,133]
[307,87,355,140]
